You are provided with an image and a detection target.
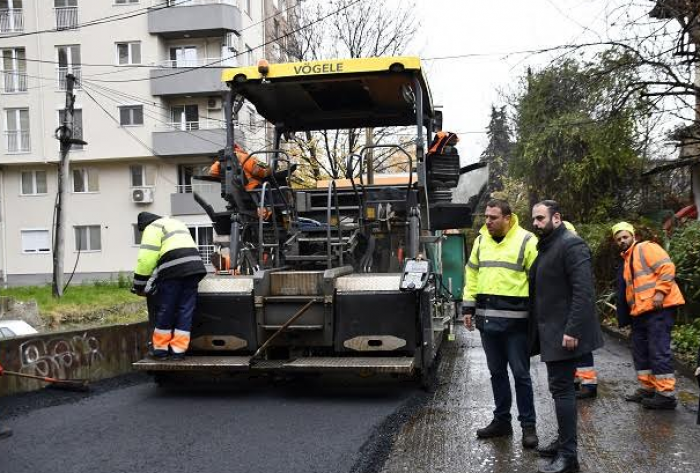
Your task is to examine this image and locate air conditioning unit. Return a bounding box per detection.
[207,96,222,109]
[131,187,154,204]
[225,32,239,51]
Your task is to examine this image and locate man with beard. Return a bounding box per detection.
[463,199,539,449]
[530,200,603,473]
[612,222,684,410]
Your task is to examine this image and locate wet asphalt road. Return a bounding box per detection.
[2,328,699,473]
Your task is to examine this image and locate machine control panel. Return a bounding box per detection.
[400,258,431,291]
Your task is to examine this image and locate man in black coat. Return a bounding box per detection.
[530,200,604,473]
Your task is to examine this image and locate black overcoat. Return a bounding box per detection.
[528,225,604,362]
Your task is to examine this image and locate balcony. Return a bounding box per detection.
[150,59,227,96]
[55,7,78,30]
[0,9,23,33]
[56,67,82,90]
[148,0,241,39]
[5,131,30,154]
[152,120,227,156]
[170,183,228,216]
[2,71,27,93]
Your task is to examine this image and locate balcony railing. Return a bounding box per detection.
[0,9,24,33]
[161,119,224,131]
[175,183,218,194]
[152,0,237,7]
[2,71,27,93]
[5,131,30,153]
[158,57,232,68]
[56,67,82,90]
[55,7,78,30]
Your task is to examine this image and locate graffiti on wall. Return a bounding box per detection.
[19,333,104,379]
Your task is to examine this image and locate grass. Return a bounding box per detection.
[1,282,146,327]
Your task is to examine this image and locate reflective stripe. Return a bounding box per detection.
[479,261,523,271]
[475,235,482,263]
[158,255,203,271]
[163,229,191,241]
[467,261,479,270]
[633,282,656,293]
[637,369,652,375]
[133,280,146,287]
[462,301,476,308]
[516,233,533,268]
[140,244,160,252]
[659,274,674,282]
[475,308,528,319]
[650,258,671,271]
[654,373,675,379]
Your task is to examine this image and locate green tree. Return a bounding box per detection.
[480,105,514,196]
[511,54,645,222]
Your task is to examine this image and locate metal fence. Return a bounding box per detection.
[1,71,27,93]
[198,245,215,263]
[0,9,23,33]
[175,183,218,194]
[55,7,78,30]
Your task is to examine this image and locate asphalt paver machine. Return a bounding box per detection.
[134,56,473,386]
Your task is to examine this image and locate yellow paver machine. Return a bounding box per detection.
[134,56,475,386]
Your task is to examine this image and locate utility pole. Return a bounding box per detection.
[52,74,86,298]
[365,127,374,184]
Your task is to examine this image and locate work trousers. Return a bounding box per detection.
[546,357,579,459]
[575,352,597,388]
[480,330,536,426]
[631,308,676,396]
[152,275,200,356]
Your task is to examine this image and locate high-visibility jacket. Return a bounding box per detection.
[463,215,538,332]
[132,217,207,292]
[622,241,685,317]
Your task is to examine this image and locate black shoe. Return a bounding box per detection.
[0,427,12,440]
[522,425,538,449]
[538,454,580,473]
[169,353,186,362]
[476,419,512,438]
[576,386,597,400]
[625,388,654,403]
[641,392,677,410]
[537,439,559,458]
[148,351,168,361]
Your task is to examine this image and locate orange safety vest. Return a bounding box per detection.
[428,131,459,155]
[208,145,271,191]
[622,241,685,316]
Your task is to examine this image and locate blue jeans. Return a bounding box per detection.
[480,330,536,426]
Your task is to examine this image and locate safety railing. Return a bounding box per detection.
[175,183,217,194]
[159,119,224,131]
[0,9,23,33]
[55,7,78,30]
[57,67,81,90]
[326,180,343,269]
[1,71,27,93]
[5,131,30,153]
[197,244,215,263]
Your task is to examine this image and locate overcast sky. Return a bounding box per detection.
[406,0,671,163]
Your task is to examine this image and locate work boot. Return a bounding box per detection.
[148,351,169,361]
[522,425,539,449]
[624,388,654,403]
[169,353,186,362]
[576,385,597,400]
[476,419,512,438]
[641,393,677,410]
[538,454,580,473]
[0,427,12,440]
[537,439,559,458]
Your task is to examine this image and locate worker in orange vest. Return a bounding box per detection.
[0,362,13,439]
[613,222,685,410]
[209,144,296,191]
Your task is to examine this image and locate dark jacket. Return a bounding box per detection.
[528,225,604,361]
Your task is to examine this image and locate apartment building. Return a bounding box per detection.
[0,0,292,285]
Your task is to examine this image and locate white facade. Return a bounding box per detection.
[0,0,279,285]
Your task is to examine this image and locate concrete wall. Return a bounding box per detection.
[0,322,148,396]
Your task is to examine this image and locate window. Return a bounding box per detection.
[54,0,78,30]
[170,104,199,130]
[21,229,50,253]
[56,45,81,89]
[0,0,24,34]
[21,170,47,195]
[188,224,213,262]
[245,0,251,15]
[74,225,101,252]
[132,224,142,246]
[4,108,29,153]
[245,44,252,66]
[178,163,211,193]
[130,164,154,187]
[169,46,197,67]
[1,48,27,93]
[72,168,98,193]
[116,42,141,65]
[58,108,83,150]
[119,105,143,126]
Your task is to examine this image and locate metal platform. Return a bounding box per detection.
[133,356,416,374]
